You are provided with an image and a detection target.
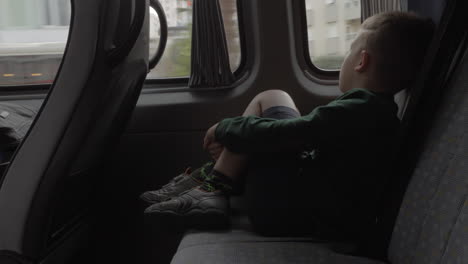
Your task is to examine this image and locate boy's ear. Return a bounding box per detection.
[354,50,370,73]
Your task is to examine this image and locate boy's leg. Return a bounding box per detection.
[144,90,300,221]
[141,90,299,205]
[212,90,300,181]
[242,89,300,117]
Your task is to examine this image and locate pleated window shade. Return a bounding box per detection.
[189,0,235,88]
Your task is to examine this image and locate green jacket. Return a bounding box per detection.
[215,88,401,232]
[216,88,400,155]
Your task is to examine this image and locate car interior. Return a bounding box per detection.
[0,0,467,263]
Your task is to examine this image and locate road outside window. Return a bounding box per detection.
[0,0,70,86]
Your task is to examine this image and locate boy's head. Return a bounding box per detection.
[339,11,435,95]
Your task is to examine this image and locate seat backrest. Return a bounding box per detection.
[0,0,148,261]
[388,42,468,264]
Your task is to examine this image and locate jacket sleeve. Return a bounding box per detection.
[215,101,359,154]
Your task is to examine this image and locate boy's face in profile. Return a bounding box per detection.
[338,28,370,93]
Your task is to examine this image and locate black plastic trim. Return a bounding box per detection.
[0,251,33,264]
[0,84,49,92]
[107,0,146,66]
[141,69,250,93]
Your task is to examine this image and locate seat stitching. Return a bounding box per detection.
[439,191,468,263]
[409,153,454,264]
[438,132,468,263]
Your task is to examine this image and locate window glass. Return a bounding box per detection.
[0,0,71,86]
[147,0,242,79]
[0,0,242,86]
[305,0,361,70]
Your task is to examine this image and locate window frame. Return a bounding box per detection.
[143,0,247,89]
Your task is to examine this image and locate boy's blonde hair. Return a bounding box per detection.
[362,11,435,94]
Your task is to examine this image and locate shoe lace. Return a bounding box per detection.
[199,162,213,180]
[200,173,232,194]
[161,167,192,188]
[200,181,216,192]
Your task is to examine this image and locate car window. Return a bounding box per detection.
[0,0,71,87]
[147,0,242,79]
[305,0,361,71]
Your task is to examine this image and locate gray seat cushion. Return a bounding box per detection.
[171,215,382,264]
[387,45,468,264]
[178,217,333,250]
[172,240,384,264]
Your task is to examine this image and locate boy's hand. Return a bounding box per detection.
[203,123,224,160]
[207,142,224,160]
[203,123,219,149]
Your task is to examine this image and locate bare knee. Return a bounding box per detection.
[256,89,290,100]
[255,90,299,113]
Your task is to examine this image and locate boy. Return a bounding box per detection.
[141,11,435,238]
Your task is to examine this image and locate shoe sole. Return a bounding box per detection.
[145,208,230,230]
[139,184,202,206]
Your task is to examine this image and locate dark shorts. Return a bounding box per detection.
[246,106,344,239]
[262,106,301,120]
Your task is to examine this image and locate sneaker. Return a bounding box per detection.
[144,187,230,229]
[140,163,213,205]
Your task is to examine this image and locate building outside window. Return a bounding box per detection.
[305,0,362,70]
